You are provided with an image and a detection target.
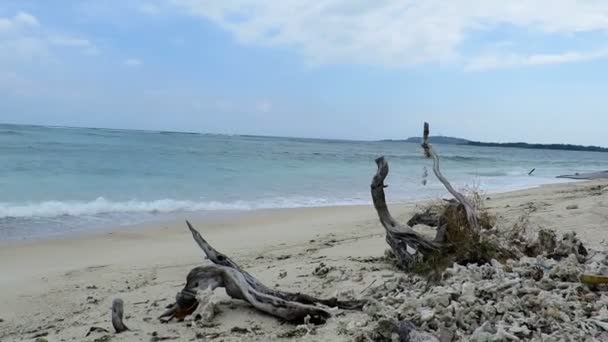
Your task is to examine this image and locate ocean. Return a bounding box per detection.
[1,123,607,240]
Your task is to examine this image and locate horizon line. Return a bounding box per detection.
[1,121,606,149]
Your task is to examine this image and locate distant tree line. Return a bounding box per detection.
[398,136,608,153]
[467,141,608,152]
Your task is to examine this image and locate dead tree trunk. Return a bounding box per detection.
[371,157,439,269]
[370,122,483,271]
[160,222,365,324]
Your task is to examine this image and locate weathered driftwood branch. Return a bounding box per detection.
[371,157,439,269]
[160,222,364,324]
[111,298,129,333]
[370,123,487,271]
[421,122,479,233]
[185,220,364,310]
[162,265,331,324]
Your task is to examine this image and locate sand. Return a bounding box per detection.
[1,180,608,341]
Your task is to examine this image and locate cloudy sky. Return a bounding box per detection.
[1,1,608,145]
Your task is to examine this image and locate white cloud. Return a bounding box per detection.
[0,11,39,33]
[123,58,143,67]
[0,11,98,61]
[168,0,608,69]
[466,50,608,71]
[13,12,39,27]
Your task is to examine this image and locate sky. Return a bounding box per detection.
[1,1,608,145]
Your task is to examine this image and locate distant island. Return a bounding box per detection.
[391,136,608,153]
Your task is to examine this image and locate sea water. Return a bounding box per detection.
[1,124,607,240]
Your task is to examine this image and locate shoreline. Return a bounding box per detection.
[0,177,580,245]
[1,179,607,341]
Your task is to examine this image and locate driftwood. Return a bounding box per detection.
[160,221,364,324]
[371,157,439,269]
[166,265,330,324]
[111,298,129,333]
[371,122,484,270]
[557,171,608,180]
[421,122,479,234]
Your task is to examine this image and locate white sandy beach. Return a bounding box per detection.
[1,180,608,341]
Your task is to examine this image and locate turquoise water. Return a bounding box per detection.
[1,124,607,240]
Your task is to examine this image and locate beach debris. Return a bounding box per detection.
[86,326,110,336]
[581,273,608,285]
[355,319,439,342]
[230,326,250,334]
[342,237,608,341]
[557,170,608,180]
[195,286,219,321]
[362,122,607,340]
[92,336,112,342]
[566,204,579,210]
[370,123,512,273]
[277,326,309,338]
[159,222,365,325]
[313,262,334,277]
[407,204,443,228]
[111,298,129,333]
[150,335,180,341]
[32,331,49,338]
[528,168,536,176]
[421,122,480,233]
[371,156,439,270]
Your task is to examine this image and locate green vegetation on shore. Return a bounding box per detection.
[393,136,608,152]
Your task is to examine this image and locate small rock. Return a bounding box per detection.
[566,204,579,210]
[279,271,287,279]
[33,332,49,338]
[86,326,109,337]
[231,326,249,334]
[313,262,334,277]
[461,282,477,303]
[419,307,435,322]
[92,336,112,342]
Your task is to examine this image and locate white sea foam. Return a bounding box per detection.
[0,196,371,219]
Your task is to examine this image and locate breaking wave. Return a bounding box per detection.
[0,196,370,219]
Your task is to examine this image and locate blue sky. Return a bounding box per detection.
[1,1,608,145]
